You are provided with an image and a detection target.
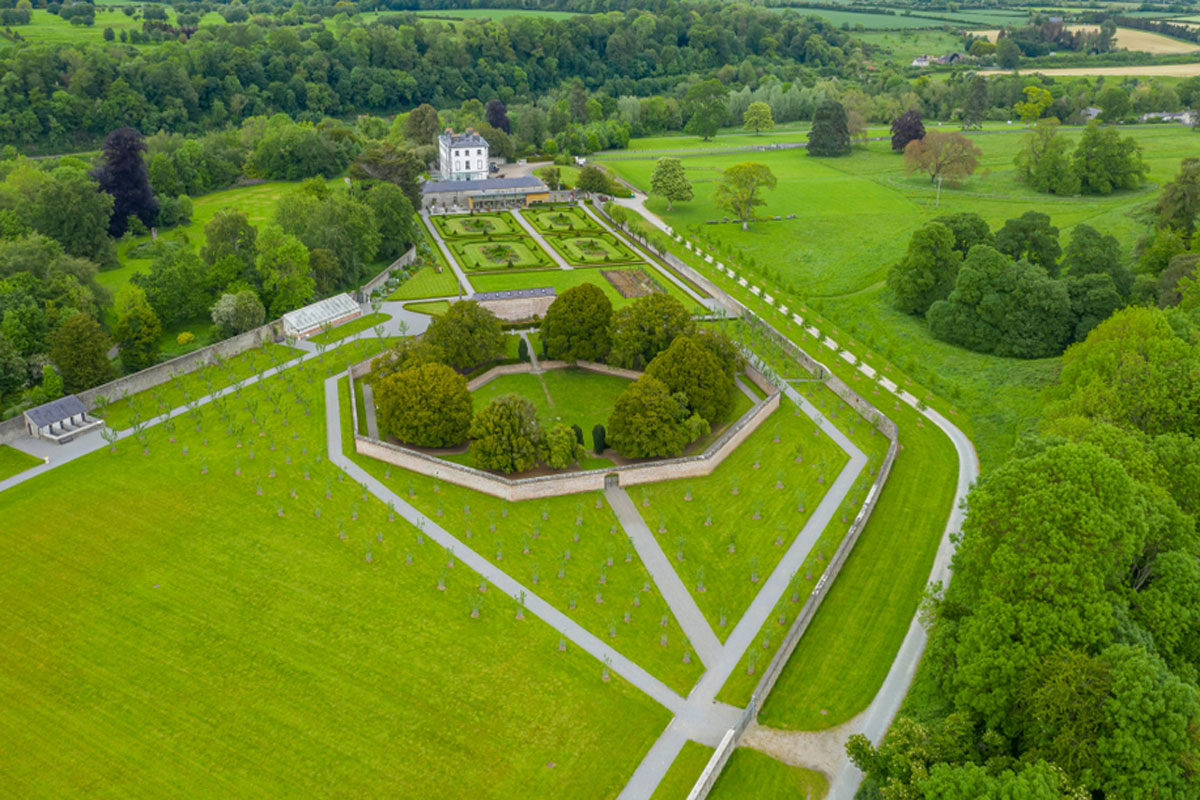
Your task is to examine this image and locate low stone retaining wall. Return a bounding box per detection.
[0,321,282,445]
[351,362,780,501]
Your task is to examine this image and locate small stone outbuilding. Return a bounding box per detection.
[24,395,104,444]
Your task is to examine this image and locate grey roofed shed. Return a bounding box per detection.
[25,395,87,428]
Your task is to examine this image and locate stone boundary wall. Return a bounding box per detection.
[358,246,416,301]
[351,363,780,501]
[0,321,282,445]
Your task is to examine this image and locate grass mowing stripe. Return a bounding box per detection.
[650,741,715,800]
[0,445,41,480]
[757,394,957,730]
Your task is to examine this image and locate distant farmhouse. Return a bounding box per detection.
[910,52,964,67]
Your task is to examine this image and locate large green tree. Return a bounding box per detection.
[649,158,693,211]
[133,247,210,325]
[644,334,734,425]
[1073,122,1146,196]
[365,181,416,261]
[376,362,472,448]
[888,221,962,315]
[994,210,1061,273]
[276,190,380,290]
[1045,306,1200,437]
[1155,157,1200,244]
[932,212,993,257]
[255,225,314,318]
[712,162,776,231]
[200,208,258,288]
[31,168,116,267]
[742,101,774,135]
[608,293,695,370]
[682,79,727,141]
[1061,223,1130,295]
[807,99,850,157]
[424,300,503,370]
[210,290,266,337]
[112,285,161,372]
[608,376,701,458]
[927,244,1071,358]
[541,282,612,363]
[49,312,113,392]
[1014,118,1081,196]
[469,394,543,473]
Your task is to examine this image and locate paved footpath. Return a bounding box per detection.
[510,208,572,269]
[622,201,980,798]
[606,485,723,668]
[616,379,867,800]
[324,376,688,714]
[421,211,475,295]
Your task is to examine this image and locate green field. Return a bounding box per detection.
[638,394,848,638]
[605,124,1198,467]
[471,368,632,444]
[758,379,957,731]
[450,237,556,271]
[342,382,706,694]
[709,748,828,799]
[0,339,669,798]
[309,313,390,345]
[468,267,707,313]
[650,741,714,800]
[387,266,461,300]
[0,444,41,481]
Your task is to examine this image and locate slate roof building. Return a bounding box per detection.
[420,175,551,211]
[23,394,104,443]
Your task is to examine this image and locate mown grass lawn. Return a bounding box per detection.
[471,368,632,440]
[637,394,848,640]
[716,386,893,708]
[309,313,390,345]
[0,444,41,481]
[387,266,461,300]
[0,338,669,798]
[343,380,706,695]
[650,741,714,800]
[757,392,957,731]
[709,749,828,799]
[99,341,305,431]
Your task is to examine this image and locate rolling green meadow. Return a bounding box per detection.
[0,339,670,797]
[603,123,1198,467]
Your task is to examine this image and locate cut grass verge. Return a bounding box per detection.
[309,313,391,345]
[0,445,42,481]
[709,748,828,799]
[650,741,715,800]
[386,266,460,300]
[756,392,957,731]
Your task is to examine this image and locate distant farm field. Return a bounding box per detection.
[970,25,1199,53]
